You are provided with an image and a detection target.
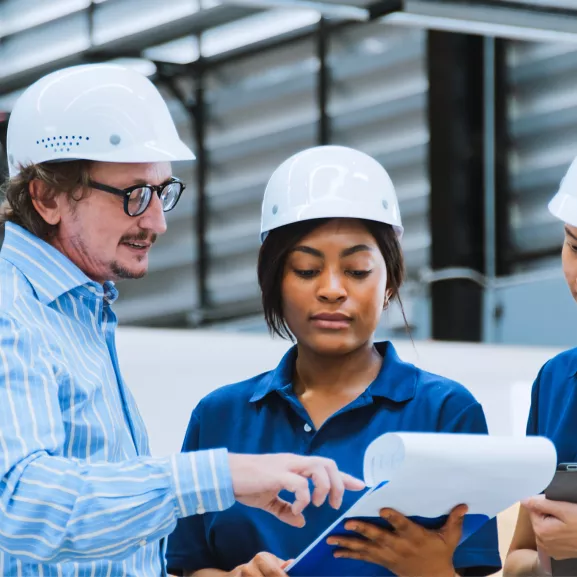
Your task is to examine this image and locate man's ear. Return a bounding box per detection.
[29,179,61,225]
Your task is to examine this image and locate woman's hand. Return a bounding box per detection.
[229,552,293,577]
[326,504,467,577]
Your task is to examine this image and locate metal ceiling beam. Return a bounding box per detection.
[383,0,577,44]
[217,0,577,43]
[0,4,260,96]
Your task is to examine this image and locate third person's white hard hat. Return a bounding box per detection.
[549,156,577,227]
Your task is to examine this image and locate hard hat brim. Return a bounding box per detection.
[260,198,404,243]
[8,139,195,177]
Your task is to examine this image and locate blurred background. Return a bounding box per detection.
[1,0,577,348]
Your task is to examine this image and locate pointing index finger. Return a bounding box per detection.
[341,472,365,491]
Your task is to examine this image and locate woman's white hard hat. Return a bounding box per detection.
[6,63,195,177]
[260,145,403,243]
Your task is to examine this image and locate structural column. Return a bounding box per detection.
[428,31,486,341]
[316,17,331,145]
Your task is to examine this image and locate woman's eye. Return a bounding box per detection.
[567,242,577,253]
[294,269,318,278]
[348,270,372,279]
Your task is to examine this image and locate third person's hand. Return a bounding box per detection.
[524,495,577,561]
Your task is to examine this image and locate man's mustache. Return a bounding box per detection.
[119,231,157,244]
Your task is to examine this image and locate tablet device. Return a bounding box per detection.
[544,464,577,576]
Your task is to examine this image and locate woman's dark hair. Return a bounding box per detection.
[257,217,408,340]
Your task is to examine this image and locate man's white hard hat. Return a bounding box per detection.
[6,63,195,177]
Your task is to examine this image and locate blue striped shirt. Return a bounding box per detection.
[0,222,235,577]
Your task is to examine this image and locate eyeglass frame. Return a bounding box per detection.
[88,177,186,217]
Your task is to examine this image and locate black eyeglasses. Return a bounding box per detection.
[88,177,186,217]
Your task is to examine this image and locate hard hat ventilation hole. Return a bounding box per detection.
[109,134,121,145]
[34,135,90,151]
[382,199,389,210]
[272,205,279,215]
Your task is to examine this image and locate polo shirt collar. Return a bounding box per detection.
[249,341,417,404]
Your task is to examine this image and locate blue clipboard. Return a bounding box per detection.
[287,509,488,576]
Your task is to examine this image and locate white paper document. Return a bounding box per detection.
[350,432,557,518]
[287,432,557,576]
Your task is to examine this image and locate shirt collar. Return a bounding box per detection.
[249,341,417,404]
[1,222,118,305]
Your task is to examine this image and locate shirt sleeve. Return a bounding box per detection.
[166,410,220,576]
[440,400,502,576]
[526,366,544,437]
[0,314,234,565]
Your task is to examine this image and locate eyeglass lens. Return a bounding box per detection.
[127,182,182,216]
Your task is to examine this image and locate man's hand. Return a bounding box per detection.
[228,552,293,577]
[229,453,365,527]
[325,505,467,577]
[523,496,577,561]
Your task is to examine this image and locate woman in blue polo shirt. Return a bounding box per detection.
[167,145,501,577]
[505,156,577,576]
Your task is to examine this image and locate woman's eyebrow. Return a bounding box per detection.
[341,244,373,257]
[292,246,323,257]
[291,244,374,258]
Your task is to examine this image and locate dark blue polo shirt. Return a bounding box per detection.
[166,341,501,576]
[527,347,577,463]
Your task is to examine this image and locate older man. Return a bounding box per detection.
[0,64,363,577]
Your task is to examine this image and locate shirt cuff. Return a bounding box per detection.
[170,449,234,518]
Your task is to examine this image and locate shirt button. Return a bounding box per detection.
[196,505,206,514]
[139,540,146,547]
[304,423,312,432]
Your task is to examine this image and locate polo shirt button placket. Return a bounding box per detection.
[302,421,315,454]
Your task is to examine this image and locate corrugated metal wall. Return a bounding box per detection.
[0,3,431,334]
[507,40,577,271]
[115,21,431,334]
